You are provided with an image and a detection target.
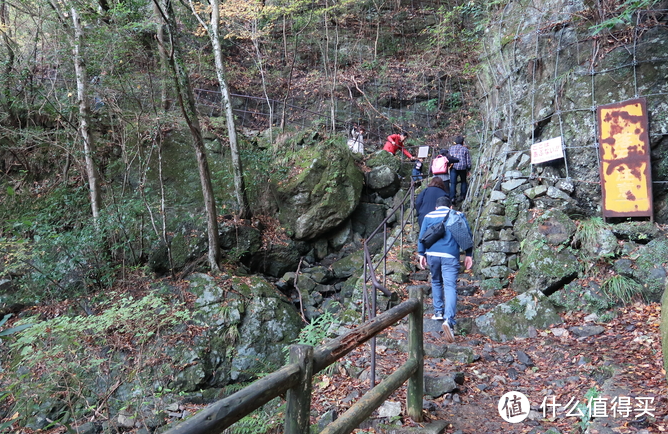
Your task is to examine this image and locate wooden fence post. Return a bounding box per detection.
[407,287,424,421]
[285,344,314,434]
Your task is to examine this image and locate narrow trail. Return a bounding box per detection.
[314,274,667,434]
[417,276,666,434]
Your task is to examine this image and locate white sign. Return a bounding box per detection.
[498,391,530,423]
[531,136,564,164]
[417,146,430,159]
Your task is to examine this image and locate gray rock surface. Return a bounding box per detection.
[475,289,563,341]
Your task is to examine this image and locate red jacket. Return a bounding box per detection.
[383,134,413,159]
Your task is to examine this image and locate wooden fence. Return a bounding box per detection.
[163,287,424,434]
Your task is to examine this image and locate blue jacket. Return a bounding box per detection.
[415,186,448,226]
[418,207,473,257]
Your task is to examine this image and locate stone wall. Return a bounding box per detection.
[467,0,668,289]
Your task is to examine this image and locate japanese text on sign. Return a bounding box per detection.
[531,137,564,164]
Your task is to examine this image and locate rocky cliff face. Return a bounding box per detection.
[465,0,668,290]
[465,0,668,372]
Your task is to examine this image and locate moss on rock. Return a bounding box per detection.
[513,244,579,294]
[475,289,563,341]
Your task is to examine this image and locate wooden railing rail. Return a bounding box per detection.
[163,288,423,434]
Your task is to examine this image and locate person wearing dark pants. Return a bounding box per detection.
[448,136,471,203]
[417,196,474,343]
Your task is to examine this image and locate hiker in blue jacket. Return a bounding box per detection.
[417,195,473,343]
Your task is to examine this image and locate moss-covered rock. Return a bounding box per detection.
[548,280,615,313]
[148,222,207,275]
[522,209,576,254]
[366,149,401,172]
[504,192,531,227]
[383,258,413,284]
[330,250,365,279]
[366,165,401,198]
[611,221,662,243]
[185,274,302,384]
[632,237,668,302]
[513,243,579,294]
[247,239,307,277]
[577,226,619,259]
[475,289,563,341]
[274,137,364,240]
[219,222,262,255]
[350,202,388,238]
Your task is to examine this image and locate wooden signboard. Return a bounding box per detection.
[597,98,653,221]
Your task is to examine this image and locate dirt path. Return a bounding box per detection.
[422,283,668,434]
[317,279,667,434]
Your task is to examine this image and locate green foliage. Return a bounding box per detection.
[224,398,284,434]
[288,310,338,350]
[590,0,661,35]
[423,0,495,54]
[600,274,644,304]
[0,185,90,237]
[0,314,34,338]
[4,292,195,426]
[574,217,607,249]
[235,143,289,208]
[577,387,600,432]
[0,184,163,303]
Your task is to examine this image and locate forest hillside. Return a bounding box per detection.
[2,0,668,433]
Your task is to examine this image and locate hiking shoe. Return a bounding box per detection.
[442,320,455,343]
[431,313,444,320]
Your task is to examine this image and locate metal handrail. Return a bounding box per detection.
[362,180,417,387]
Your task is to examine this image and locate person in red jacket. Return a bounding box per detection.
[383,132,414,159]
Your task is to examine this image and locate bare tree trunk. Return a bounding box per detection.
[153,1,170,111]
[329,14,339,133]
[0,0,16,123]
[71,6,102,222]
[252,28,273,144]
[154,0,221,273]
[190,0,251,219]
[280,13,311,131]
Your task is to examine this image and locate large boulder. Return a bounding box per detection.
[548,280,614,314]
[518,209,576,255]
[366,165,401,198]
[2,274,303,431]
[219,221,263,255]
[351,203,387,238]
[148,222,208,275]
[185,273,303,383]
[512,243,579,294]
[366,149,401,173]
[274,137,364,240]
[330,250,365,279]
[475,289,563,341]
